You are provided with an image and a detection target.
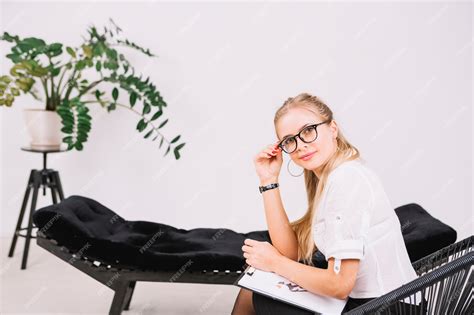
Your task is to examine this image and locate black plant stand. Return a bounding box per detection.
[8,145,67,269]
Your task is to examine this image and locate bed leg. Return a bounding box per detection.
[109,282,129,315]
[123,281,136,311]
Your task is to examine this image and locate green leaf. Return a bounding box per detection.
[174,143,185,152]
[21,37,46,50]
[75,60,86,70]
[82,45,93,58]
[62,136,73,143]
[47,43,63,57]
[6,53,22,63]
[0,75,12,83]
[170,135,181,143]
[150,110,162,121]
[144,128,154,139]
[10,87,20,96]
[142,102,151,115]
[112,87,118,101]
[66,46,76,58]
[51,67,60,77]
[95,61,102,71]
[174,143,186,160]
[136,118,147,132]
[61,126,73,134]
[158,118,168,129]
[164,145,171,156]
[129,92,137,107]
[49,42,62,50]
[107,102,116,112]
[1,32,20,43]
[174,150,181,160]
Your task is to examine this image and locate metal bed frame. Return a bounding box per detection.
[36,231,473,315]
[36,231,243,315]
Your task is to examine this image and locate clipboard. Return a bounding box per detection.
[233,265,347,315]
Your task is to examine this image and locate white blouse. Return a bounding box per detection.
[312,158,418,298]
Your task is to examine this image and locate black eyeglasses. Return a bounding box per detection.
[278,120,331,154]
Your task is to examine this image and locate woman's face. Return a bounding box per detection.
[276,107,338,177]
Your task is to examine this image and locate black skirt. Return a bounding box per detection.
[252,291,374,314]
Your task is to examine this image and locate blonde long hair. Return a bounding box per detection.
[274,93,362,265]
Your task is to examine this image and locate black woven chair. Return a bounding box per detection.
[345,235,473,314]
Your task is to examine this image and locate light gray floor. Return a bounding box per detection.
[0,237,239,314]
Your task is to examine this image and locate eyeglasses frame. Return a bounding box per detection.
[277,119,332,154]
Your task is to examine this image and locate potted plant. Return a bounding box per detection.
[0,19,185,159]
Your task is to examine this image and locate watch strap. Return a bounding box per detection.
[259,183,279,193]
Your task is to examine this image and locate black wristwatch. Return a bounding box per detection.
[259,183,279,193]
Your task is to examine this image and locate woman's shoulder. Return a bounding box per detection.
[322,158,377,215]
[327,158,388,205]
[328,158,370,182]
[326,158,377,199]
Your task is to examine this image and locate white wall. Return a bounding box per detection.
[1,1,472,242]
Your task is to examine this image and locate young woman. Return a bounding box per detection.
[231,93,418,314]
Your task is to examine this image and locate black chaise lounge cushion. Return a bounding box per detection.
[32,195,456,271]
[32,195,279,271]
[394,203,457,261]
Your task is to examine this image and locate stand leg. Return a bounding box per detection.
[41,171,47,196]
[21,171,40,270]
[53,171,65,200]
[8,170,34,258]
[48,172,58,204]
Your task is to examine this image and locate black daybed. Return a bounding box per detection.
[32,195,467,314]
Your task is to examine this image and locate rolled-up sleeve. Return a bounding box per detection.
[323,165,374,264]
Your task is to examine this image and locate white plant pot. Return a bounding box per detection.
[23,109,64,149]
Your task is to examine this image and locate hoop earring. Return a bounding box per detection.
[287,159,304,177]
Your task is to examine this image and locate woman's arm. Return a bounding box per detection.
[260,177,299,261]
[242,239,359,299]
[272,254,360,300]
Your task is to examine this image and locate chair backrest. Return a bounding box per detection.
[346,235,474,315]
[411,235,473,275]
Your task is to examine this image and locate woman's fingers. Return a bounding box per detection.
[258,152,272,160]
[242,244,253,253]
[265,145,280,156]
[256,151,273,161]
[268,143,280,152]
[255,143,281,162]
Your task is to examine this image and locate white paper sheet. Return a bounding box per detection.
[236,266,348,315]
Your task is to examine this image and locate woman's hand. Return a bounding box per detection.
[242,238,283,273]
[253,141,283,184]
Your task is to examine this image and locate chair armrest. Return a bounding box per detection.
[345,239,473,314]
